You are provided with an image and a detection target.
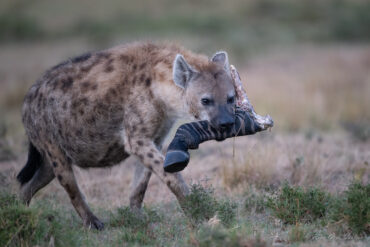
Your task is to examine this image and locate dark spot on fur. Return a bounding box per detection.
[62,102,68,110]
[137,140,143,146]
[154,160,160,165]
[138,154,144,160]
[66,156,72,165]
[87,115,96,124]
[145,78,151,87]
[71,97,88,109]
[72,53,91,63]
[61,77,74,92]
[213,72,222,79]
[140,73,145,82]
[139,62,146,70]
[119,54,129,62]
[133,64,137,70]
[105,65,114,73]
[57,175,63,181]
[88,131,95,140]
[79,108,85,115]
[80,56,100,73]
[141,127,147,133]
[166,181,171,186]
[97,52,111,59]
[52,162,57,167]
[76,129,83,137]
[108,88,117,97]
[147,153,153,158]
[81,81,90,89]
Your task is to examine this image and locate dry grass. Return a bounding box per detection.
[220,133,369,193]
[241,45,370,131]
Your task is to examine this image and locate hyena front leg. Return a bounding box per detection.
[129,162,152,209]
[128,138,189,203]
[47,146,104,230]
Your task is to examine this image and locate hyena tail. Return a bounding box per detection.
[17,142,43,185]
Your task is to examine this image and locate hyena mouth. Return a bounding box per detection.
[164,65,273,173]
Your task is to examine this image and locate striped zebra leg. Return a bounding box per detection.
[163,108,273,173]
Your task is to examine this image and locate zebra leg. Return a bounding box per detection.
[163,109,273,173]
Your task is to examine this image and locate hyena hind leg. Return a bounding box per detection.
[129,161,152,209]
[20,163,55,205]
[48,147,104,230]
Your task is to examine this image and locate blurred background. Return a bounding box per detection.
[0,0,369,204]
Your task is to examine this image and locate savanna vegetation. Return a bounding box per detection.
[0,0,369,246]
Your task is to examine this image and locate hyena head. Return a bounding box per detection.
[173,51,236,130]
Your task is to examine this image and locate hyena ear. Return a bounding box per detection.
[211,51,230,75]
[173,54,196,89]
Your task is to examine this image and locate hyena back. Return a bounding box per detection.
[18,42,236,229]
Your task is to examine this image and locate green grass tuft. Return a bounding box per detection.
[110,206,161,245]
[182,184,237,227]
[267,182,330,224]
[0,191,81,247]
[329,182,370,235]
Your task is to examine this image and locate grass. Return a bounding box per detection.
[266,182,370,236]
[266,182,330,224]
[182,184,237,227]
[0,182,368,246]
[0,191,82,247]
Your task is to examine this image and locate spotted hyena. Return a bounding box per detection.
[17,42,236,229]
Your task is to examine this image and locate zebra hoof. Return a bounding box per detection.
[163,150,190,173]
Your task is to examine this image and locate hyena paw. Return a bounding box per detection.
[86,215,104,230]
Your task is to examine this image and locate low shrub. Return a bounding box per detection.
[0,191,80,247]
[266,182,330,224]
[110,206,161,245]
[329,182,370,235]
[182,184,237,227]
[244,192,268,213]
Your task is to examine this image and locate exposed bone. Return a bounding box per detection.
[230,65,274,130]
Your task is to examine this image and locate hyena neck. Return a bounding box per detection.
[152,80,189,121]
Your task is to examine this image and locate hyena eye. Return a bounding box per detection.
[201,98,213,106]
[227,96,235,104]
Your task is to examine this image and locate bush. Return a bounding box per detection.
[267,182,330,224]
[244,192,268,213]
[329,182,370,235]
[182,184,237,227]
[0,191,80,247]
[110,206,161,245]
[216,200,237,227]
